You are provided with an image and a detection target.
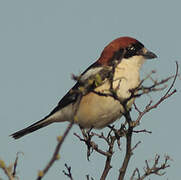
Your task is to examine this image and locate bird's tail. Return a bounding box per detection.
[10,117,53,139]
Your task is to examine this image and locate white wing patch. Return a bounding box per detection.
[80,67,103,81]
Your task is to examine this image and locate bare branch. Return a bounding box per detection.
[131,141,141,152]
[62,163,74,180]
[130,155,171,180]
[133,129,152,134]
[0,159,14,180]
[12,152,23,178]
[74,130,112,160]
[74,127,120,180]
[130,168,141,180]
[139,155,171,180]
[118,111,133,180]
[86,174,95,180]
[100,135,115,180]
[134,61,178,126]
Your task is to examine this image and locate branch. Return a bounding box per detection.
[74,127,119,180]
[100,135,115,180]
[131,154,171,180]
[37,122,73,180]
[130,168,141,180]
[118,111,133,180]
[74,129,112,160]
[133,129,152,134]
[12,152,23,178]
[0,159,14,180]
[86,174,95,180]
[62,163,74,180]
[134,61,178,126]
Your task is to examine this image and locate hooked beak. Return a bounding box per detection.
[140,47,157,59]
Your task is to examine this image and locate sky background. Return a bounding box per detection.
[0,0,180,179]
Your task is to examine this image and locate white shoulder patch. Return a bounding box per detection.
[80,67,103,81]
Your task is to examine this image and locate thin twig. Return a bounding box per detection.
[12,152,23,177]
[74,131,111,159]
[86,174,95,180]
[74,127,117,180]
[131,141,141,152]
[100,135,115,180]
[133,129,152,134]
[0,159,14,180]
[135,61,178,125]
[130,168,140,180]
[138,155,171,180]
[62,163,74,180]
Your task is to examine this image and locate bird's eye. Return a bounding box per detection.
[129,46,136,51]
[124,42,144,59]
[124,45,137,58]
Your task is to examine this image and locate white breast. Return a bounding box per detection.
[113,56,144,99]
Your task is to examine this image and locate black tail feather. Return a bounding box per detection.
[10,118,52,139]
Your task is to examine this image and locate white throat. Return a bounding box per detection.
[119,55,146,70]
[113,55,146,99]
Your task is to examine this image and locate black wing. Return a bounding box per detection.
[47,61,110,117]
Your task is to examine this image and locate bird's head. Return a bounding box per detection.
[97,36,157,67]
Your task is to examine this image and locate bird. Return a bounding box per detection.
[11,36,157,139]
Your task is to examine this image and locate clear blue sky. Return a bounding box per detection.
[0,0,180,179]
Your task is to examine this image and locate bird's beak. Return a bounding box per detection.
[141,47,157,59]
